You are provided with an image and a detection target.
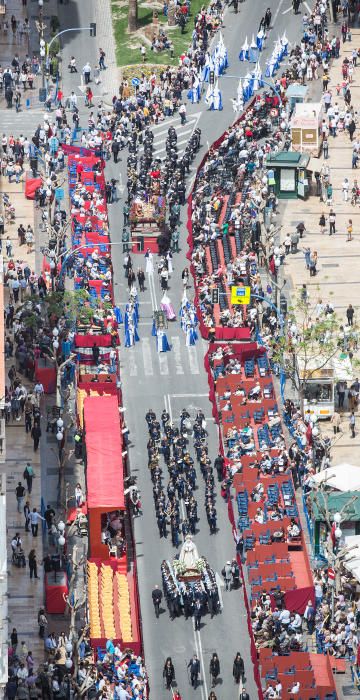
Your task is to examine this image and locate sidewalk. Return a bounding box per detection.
[0,172,47,662]
[280,29,360,463]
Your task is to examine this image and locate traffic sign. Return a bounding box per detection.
[231,286,250,305]
[131,77,140,87]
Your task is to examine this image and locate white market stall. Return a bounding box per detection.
[290,102,323,156]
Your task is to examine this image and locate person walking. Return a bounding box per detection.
[10,628,18,652]
[23,462,34,494]
[38,609,47,638]
[15,481,26,513]
[233,652,245,684]
[309,250,318,277]
[152,585,162,618]
[188,655,200,688]
[31,422,41,451]
[28,549,38,579]
[350,411,356,438]
[24,500,31,532]
[29,508,44,536]
[193,599,202,630]
[346,304,355,326]
[163,657,175,690]
[209,653,220,688]
[347,219,353,241]
[182,267,189,289]
[329,209,336,235]
[82,62,91,84]
[137,269,145,292]
[222,561,232,591]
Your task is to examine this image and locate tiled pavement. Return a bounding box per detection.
[280,28,360,464]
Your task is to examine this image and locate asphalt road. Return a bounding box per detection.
[2,0,310,696]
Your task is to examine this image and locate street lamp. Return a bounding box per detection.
[333,512,342,524]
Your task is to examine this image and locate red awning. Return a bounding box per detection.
[84,395,125,509]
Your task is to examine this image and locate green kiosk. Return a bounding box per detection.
[266,151,311,200]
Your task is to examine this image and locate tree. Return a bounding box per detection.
[128,0,138,32]
[271,292,350,416]
[63,546,93,698]
[311,483,359,608]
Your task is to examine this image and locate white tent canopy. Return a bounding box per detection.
[310,463,360,492]
[343,534,360,583]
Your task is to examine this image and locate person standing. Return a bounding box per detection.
[233,652,245,684]
[350,411,356,438]
[331,411,341,435]
[163,657,175,690]
[28,549,38,579]
[152,585,162,618]
[23,462,34,494]
[29,508,44,536]
[347,304,355,326]
[222,561,232,591]
[209,653,220,688]
[15,481,26,513]
[38,609,48,638]
[188,655,200,688]
[304,600,315,633]
[347,219,353,242]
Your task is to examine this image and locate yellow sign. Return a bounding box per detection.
[231,286,250,305]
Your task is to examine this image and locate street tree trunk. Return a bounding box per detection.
[128,0,138,33]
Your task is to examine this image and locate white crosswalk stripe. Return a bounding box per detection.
[158,351,169,375]
[123,334,203,377]
[128,347,138,376]
[142,337,154,376]
[140,112,202,160]
[187,346,200,375]
[171,336,185,375]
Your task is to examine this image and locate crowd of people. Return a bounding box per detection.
[145,407,218,547]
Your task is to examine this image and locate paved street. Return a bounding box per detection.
[0,0,347,697]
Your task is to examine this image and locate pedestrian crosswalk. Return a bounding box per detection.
[140,111,202,160]
[123,334,204,378]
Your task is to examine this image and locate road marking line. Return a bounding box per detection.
[147,271,155,310]
[158,352,169,375]
[141,337,154,376]
[170,336,184,374]
[187,346,200,374]
[149,272,158,311]
[170,393,209,398]
[128,347,138,376]
[273,0,288,25]
[192,620,207,700]
[282,5,292,13]
[152,126,194,142]
[304,1,311,12]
